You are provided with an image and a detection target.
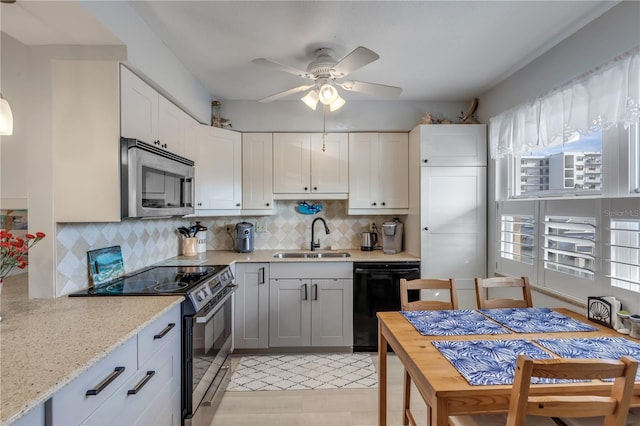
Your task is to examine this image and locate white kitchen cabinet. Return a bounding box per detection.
[192,125,242,214]
[272,133,349,199]
[234,263,270,349]
[269,262,353,347]
[417,124,487,166]
[406,125,487,309]
[242,133,274,213]
[348,132,408,214]
[120,65,188,157]
[51,304,181,426]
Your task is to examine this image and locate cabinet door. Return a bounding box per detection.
[194,126,242,210]
[234,263,270,349]
[157,95,185,156]
[269,278,311,347]
[348,133,379,209]
[310,133,349,193]
[421,166,487,290]
[273,133,311,194]
[242,133,274,210]
[120,66,158,144]
[311,279,353,347]
[378,133,409,208]
[419,124,487,166]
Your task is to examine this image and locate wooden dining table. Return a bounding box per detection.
[377,308,640,426]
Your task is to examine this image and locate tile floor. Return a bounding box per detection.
[211,353,428,426]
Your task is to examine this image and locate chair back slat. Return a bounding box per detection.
[400,278,458,311]
[475,276,533,309]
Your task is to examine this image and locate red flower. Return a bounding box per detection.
[1,230,46,279]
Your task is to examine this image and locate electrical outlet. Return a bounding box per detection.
[370,222,376,232]
[256,220,267,233]
[225,224,233,233]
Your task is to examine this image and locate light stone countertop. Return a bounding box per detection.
[1,249,418,425]
[159,248,420,266]
[0,273,183,425]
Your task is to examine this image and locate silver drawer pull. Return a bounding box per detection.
[127,371,155,395]
[153,323,175,340]
[86,366,125,396]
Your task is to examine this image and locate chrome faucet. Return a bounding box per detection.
[310,217,330,251]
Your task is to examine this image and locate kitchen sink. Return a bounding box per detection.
[272,252,351,259]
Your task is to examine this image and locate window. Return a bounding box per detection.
[513,131,603,197]
[543,216,596,279]
[609,219,640,292]
[500,214,535,265]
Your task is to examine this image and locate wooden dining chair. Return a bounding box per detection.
[400,278,458,311]
[400,278,457,426]
[474,276,533,309]
[450,354,638,426]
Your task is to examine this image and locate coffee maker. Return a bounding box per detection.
[234,222,255,253]
[381,221,403,254]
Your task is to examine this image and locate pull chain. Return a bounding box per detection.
[322,105,327,152]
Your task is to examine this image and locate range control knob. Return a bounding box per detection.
[194,292,203,302]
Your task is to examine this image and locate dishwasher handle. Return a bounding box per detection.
[354,268,420,275]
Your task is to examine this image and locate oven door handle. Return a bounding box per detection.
[194,285,236,324]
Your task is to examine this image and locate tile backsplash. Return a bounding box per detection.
[55,200,401,296]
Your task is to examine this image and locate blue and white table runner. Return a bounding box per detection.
[479,307,597,333]
[431,339,570,386]
[401,309,510,336]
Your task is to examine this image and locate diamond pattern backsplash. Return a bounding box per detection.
[56,200,402,296]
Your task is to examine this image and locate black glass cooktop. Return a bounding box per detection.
[79,265,224,296]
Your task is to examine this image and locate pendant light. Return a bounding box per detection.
[0,94,13,136]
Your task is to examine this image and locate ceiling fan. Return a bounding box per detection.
[252,46,402,111]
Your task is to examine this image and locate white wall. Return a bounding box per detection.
[79,0,212,124]
[222,100,467,132]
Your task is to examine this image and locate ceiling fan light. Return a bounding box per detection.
[0,95,14,136]
[329,95,345,112]
[318,83,338,104]
[301,90,319,110]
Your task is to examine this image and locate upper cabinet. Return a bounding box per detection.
[242,133,274,213]
[120,65,188,157]
[417,124,487,167]
[273,133,349,200]
[348,132,409,215]
[190,125,242,214]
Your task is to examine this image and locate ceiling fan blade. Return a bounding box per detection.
[338,80,402,98]
[258,84,315,103]
[252,58,313,79]
[331,47,379,78]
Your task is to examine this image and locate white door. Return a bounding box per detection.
[348,133,379,209]
[273,133,311,194]
[421,166,487,290]
[378,133,409,208]
[420,124,487,166]
[234,263,269,349]
[242,133,274,210]
[269,279,311,347]
[311,279,353,346]
[310,133,349,194]
[157,95,184,156]
[120,66,158,144]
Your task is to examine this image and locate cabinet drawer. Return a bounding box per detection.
[81,333,181,426]
[52,337,137,425]
[138,304,181,366]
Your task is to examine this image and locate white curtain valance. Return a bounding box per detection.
[490,47,640,159]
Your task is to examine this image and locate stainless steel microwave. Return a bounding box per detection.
[120,137,195,218]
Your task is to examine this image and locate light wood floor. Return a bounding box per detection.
[210,353,428,426]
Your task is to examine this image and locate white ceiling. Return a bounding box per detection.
[1,1,618,103]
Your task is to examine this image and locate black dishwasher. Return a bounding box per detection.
[353,261,420,352]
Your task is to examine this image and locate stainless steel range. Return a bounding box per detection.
[71,253,236,426]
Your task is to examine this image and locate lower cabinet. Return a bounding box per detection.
[51,304,181,425]
[234,263,270,349]
[268,263,353,347]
